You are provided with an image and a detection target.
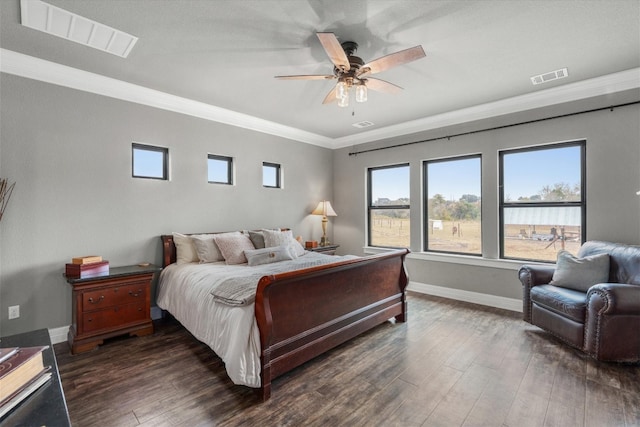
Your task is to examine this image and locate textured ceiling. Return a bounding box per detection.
[1,0,639,145]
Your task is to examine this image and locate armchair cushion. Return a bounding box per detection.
[530,285,586,323]
[550,250,610,292]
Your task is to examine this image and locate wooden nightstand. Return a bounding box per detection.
[308,244,339,255]
[65,264,160,354]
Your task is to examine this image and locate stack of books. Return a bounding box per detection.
[65,255,109,279]
[0,346,51,419]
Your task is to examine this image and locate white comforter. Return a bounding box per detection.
[156,252,356,388]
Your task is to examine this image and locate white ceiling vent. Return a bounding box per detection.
[530,68,569,85]
[352,121,375,129]
[20,0,138,58]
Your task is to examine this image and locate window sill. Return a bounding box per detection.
[363,247,550,271]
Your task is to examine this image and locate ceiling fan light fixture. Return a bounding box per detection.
[336,79,348,99]
[355,83,367,103]
[338,94,349,108]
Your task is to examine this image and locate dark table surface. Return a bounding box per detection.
[0,328,71,427]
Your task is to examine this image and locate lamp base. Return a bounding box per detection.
[320,237,330,246]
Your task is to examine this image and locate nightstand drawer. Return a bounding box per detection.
[82,302,148,333]
[67,264,159,354]
[81,282,147,311]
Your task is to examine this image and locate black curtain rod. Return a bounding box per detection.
[348,100,640,156]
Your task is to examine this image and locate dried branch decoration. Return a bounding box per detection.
[0,178,16,222]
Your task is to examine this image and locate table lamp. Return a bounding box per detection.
[311,200,337,246]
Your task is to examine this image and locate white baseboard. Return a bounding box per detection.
[48,325,69,345]
[47,308,165,345]
[408,281,522,313]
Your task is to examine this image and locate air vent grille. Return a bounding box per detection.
[352,121,375,129]
[530,68,569,85]
[20,0,138,58]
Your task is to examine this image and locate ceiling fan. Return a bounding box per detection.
[275,32,426,107]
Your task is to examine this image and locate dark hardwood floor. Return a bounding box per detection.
[54,293,640,426]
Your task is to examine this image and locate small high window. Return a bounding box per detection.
[132,143,168,180]
[263,162,281,188]
[208,154,233,185]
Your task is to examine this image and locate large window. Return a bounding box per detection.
[263,162,281,188]
[500,141,585,262]
[208,154,233,185]
[424,155,482,255]
[367,164,410,248]
[132,143,168,180]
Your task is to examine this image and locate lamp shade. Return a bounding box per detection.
[311,200,337,217]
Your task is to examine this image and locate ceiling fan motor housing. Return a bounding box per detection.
[335,41,365,78]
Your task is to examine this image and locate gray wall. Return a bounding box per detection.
[333,103,640,301]
[2,71,639,336]
[0,74,334,336]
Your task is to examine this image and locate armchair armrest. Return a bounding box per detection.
[586,283,640,315]
[585,283,640,362]
[518,264,556,323]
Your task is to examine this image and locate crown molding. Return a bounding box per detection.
[0,48,333,148]
[2,48,638,150]
[331,67,640,148]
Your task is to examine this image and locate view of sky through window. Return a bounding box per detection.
[133,147,164,178]
[503,145,581,200]
[428,157,481,201]
[371,166,410,202]
[208,156,231,183]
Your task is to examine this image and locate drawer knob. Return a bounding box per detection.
[88,295,104,304]
[129,289,143,297]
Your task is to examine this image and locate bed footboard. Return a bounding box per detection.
[254,249,409,401]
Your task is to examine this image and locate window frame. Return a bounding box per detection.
[131,143,168,180]
[422,154,483,256]
[499,140,586,262]
[207,154,234,185]
[262,162,281,188]
[367,163,411,248]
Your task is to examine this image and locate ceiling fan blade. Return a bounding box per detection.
[365,78,403,94]
[322,86,338,104]
[317,32,350,71]
[275,75,335,80]
[358,45,426,76]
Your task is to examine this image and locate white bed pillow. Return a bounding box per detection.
[262,229,306,257]
[191,234,224,263]
[172,232,199,264]
[245,245,295,266]
[213,232,256,265]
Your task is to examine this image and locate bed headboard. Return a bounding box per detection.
[160,234,177,268]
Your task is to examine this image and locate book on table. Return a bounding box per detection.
[0,346,51,418]
[71,255,103,265]
[65,260,110,278]
[0,370,52,419]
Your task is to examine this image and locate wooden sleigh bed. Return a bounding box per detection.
[159,233,409,401]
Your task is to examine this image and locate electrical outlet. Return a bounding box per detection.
[8,305,19,319]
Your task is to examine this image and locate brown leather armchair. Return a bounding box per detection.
[519,241,640,363]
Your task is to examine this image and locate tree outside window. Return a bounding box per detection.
[424,155,482,255]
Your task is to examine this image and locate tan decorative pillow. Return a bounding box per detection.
[172,232,199,264]
[213,232,255,265]
[191,234,224,263]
